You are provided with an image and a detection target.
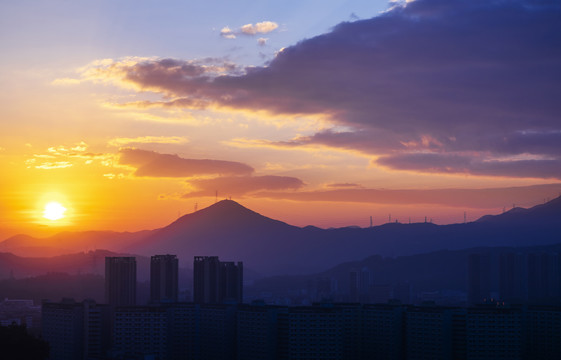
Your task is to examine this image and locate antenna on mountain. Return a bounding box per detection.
[430,218,433,223]
[513,203,515,209]
[408,217,411,224]
[194,203,198,212]
[178,211,181,219]
[502,206,505,214]
[464,211,467,224]
[425,216,427,223]
[215,191,218,203]
[389,214,391,223]
[370,216,373,228]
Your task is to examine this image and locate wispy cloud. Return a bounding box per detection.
[183,175,304,197]
[26,142,110,169]
[33,161,73,170]
[108,136,188,147]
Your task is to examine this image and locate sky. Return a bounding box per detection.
[1,0,560,238]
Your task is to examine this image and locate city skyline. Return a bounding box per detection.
[1,0,560,239]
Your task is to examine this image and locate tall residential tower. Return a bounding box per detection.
[193,256,243,304]
[150,254,179,303]
[105,257,136,306]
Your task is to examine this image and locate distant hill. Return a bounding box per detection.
[0,250,151,281]
[127,197,561,275]
[2,197,560,276]
[248,242,561,303]
[0,230,156,257]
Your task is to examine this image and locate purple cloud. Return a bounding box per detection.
[183,175,304,197]
[377,153,561,179]
[119,149,253,177]
[94,0,561,179]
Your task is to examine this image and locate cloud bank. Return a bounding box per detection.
[84,0,561,179]
[119,149,254,177]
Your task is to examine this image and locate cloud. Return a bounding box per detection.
[252,183,561,209]
[108,136,188,147]
[183,175,304,197]
[118,148,254,177]
[220,21,278,39]
[257,38,268,46]
[220,27,236,39]
[377,153,561,180]
[240,21,278,35]
[34,162,73,170]
[82,0,561,179]
[25,142,109,169]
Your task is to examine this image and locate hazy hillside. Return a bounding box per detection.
[0,230,156,257]
[126,197,561,275]
[2,197,560,276]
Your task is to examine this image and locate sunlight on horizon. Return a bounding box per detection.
[43,201,67,221]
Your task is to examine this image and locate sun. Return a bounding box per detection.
[43,201,67,221]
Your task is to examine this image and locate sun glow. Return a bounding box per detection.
[43,201,67,221]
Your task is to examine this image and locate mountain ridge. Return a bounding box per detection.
[1,197,560,275]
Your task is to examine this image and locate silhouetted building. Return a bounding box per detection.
[527,252,560,304]
[349,267,371,303]
[200,303,238,360]
[466,305,522,360]
[237,302,286,360]
[362,303,405,360]
[194,256,243,304]
[168,303,201,360]
[105,257,136,307]
[467,253,491,305]
[499,252,526,303]
[525,306,561,359]
[42,299,110,360]
[113,305,169,359]
[393,281,412,304]
[405,305,455,360]
[370,284,392,304]
[278,304,344,360]
[150,254,179,303]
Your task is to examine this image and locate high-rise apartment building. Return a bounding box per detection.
[467,253,491,305]
[150,254,179,303]
[42,299,110,360]
[105,257,136,306]
[193,256,243,304]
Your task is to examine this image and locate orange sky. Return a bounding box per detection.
[1,0,560,239]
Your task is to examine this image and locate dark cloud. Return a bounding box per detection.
[183,175,304,197]
[119,149,253,177]
[99,0,561,179]
[377,153,561,179]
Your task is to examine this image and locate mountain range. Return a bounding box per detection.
[1,197,560,275]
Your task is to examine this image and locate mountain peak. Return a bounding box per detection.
[162,199,288,233]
